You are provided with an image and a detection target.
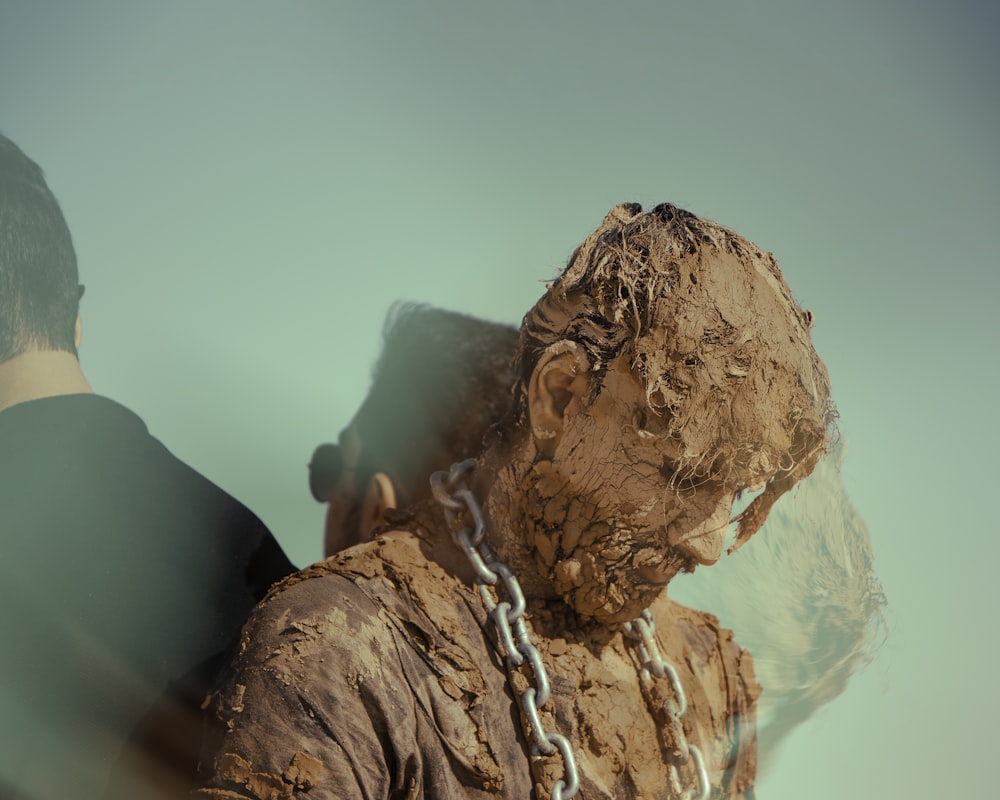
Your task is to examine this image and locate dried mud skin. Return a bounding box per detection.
[515,203,835,553]
[486,357,749,624]
[197,203,826,799]
[196,531,759,799]
[469,203,836,626]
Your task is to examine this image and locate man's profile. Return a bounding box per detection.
[198,202,835,799]
[308,303,520,558]
[0,133,295,800]
[310,304,885,776]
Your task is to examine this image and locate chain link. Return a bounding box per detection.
[430,460,580,800]
[431,459,710,800]
[622,611,710,800]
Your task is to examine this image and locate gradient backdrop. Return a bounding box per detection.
[2,2,996,797]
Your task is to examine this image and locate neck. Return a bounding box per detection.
[0,349,93,413]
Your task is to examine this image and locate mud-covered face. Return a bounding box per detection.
[526,355,771,623]
[511,203,832,620]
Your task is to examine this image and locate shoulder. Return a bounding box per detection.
[202,530,522,799]
[647,597,760,723]
[0,392,144,426]
[651,596,760,797]
[653,596,756,679]
[261,529,470,612]
[240,530,478,663]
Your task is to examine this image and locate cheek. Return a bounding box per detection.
[545,514,672,621]
[551,549,666,622]
[529,453,670,580]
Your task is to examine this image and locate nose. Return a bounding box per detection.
[675,493,733,565]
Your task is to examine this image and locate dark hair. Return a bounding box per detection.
[310,304,520,505]
[0,134,81,362]
[356,303,519,500]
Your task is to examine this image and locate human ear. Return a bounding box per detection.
[360,472,398,536]
[528,340,590,449]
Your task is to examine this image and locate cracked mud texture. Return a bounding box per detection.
[196,532,759,799]
[197,202,831,799]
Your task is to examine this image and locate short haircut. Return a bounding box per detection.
[315,303,519,506]
[357,303,518,497]
[0,134,81,362]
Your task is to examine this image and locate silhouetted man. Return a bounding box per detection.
[0,133,294,800]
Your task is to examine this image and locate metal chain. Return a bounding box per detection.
[430,460,580,800]
[431,459,710,800]
[622,611,710,800]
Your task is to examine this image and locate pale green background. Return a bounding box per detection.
[1,1,996,797]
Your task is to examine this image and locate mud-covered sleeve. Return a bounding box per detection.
[684,624,760,800]
[194,574,419,800]
[720,640,760,800]
[666,605,761,800]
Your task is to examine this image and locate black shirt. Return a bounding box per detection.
[0,394,294,800]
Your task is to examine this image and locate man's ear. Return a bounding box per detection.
[360,472,398,535]
[528,340,590,451]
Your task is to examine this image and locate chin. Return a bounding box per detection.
[567,580,667,625]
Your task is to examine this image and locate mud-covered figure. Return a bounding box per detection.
[197,203,835,799]
[0,135,295,800]
[309,305,885,779]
